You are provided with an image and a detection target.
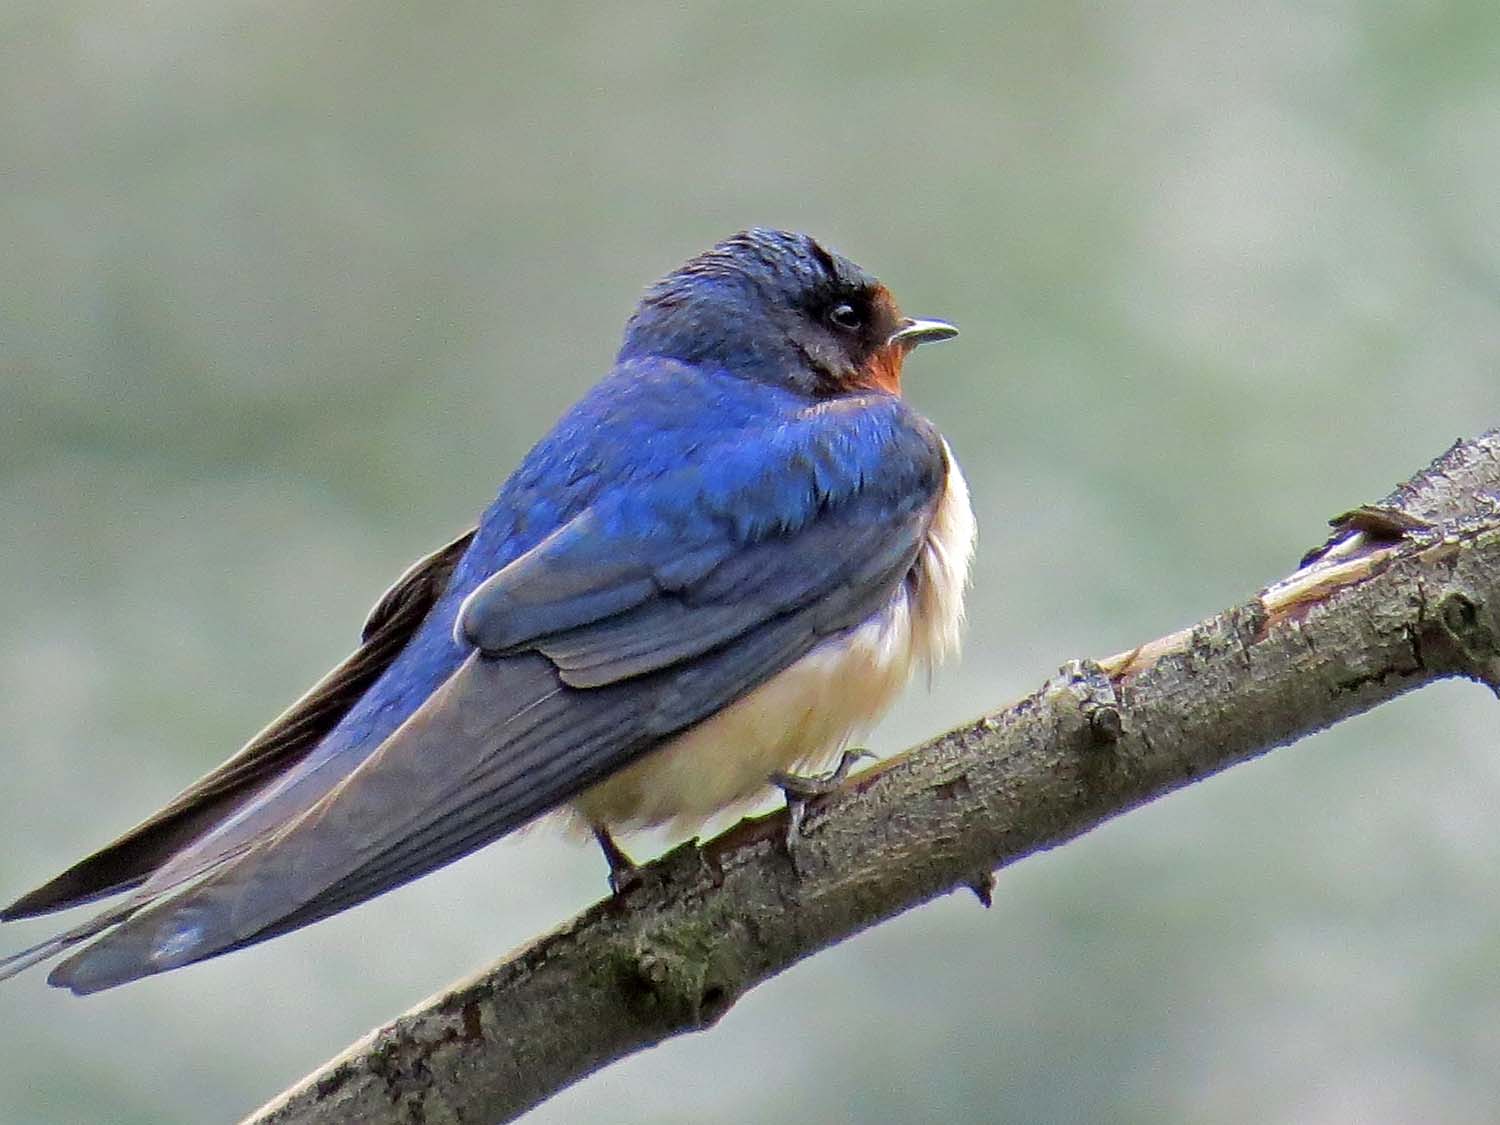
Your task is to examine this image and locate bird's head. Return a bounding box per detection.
[618,228,956,397]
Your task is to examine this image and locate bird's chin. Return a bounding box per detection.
[852,344,906,395]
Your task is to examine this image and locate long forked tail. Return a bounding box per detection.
[0,904,135,984]
[0,533,481,984]
[2,530,478,926]
[0,850,245,989]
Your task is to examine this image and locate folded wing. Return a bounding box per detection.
[37,399,948,993]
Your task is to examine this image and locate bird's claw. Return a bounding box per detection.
[769,748,874,874]
[769,747,874,801]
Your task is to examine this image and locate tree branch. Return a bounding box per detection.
[243,430,1500,1125]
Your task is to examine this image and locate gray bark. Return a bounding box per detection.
[243,430,1500,1125]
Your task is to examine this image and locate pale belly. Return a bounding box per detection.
[570,446,976,834]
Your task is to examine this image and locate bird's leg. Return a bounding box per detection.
[591,826,640,895]
[769,748,874,872]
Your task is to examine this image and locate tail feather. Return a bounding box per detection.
[0,904,134,985]
[3,529,475,922]
[0,851,247,989]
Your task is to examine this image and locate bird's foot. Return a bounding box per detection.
[769,748,874,872]
[592,826,641,895]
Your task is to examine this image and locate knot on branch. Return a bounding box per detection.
[1428,590,1500,695]
[607,921,742,1032]
[1054,659,1123,749]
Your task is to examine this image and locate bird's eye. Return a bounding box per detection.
[826,303,862,332]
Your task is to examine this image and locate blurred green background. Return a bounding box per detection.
[4,2,1500,1122]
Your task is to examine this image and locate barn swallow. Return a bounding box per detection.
[0,228,974,994]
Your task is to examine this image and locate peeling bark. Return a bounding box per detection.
[243,429,1500,1125]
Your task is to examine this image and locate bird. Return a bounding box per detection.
[0,228,975,994]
